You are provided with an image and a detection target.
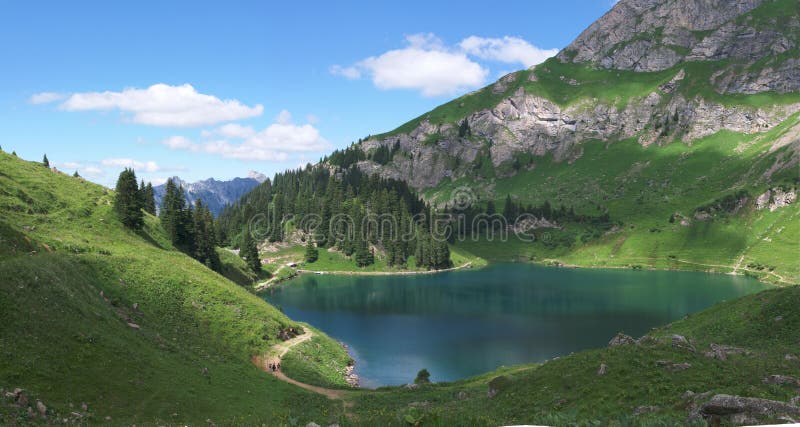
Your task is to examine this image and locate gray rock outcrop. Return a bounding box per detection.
[556,0,799,94]
[699,394,800,424]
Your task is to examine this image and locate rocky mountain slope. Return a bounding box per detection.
[558,0,799,94]
[153,171,266,216]
[355,0,799,191]
[335,0,799,283]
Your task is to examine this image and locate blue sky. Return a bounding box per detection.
[0,0,614,186]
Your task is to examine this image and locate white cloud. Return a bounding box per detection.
[331,33,488,97]
[161,136,198,151]
[459,36,558,68]
[275,109,292,125]
[330,65,361,79]
[306,114,320,124]
[56,161,83,169]
[29,92,67,104]
[161,111,330,162]
[101,158,162,173]
[81,166,105,177]
[52,84,263,127]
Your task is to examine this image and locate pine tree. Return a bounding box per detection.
[73,171,80,178]
[193,199,221,271]
[143,182,156,215]
[240,229,261,273]
[503,194,517,221]
[114,168,144,230]
[42,154,49,168]
[304,239,319,263]
[159,179,194,249]
[355,238,373,267]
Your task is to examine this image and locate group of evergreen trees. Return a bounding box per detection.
[113,171,222,271]
[441,194,613,240]
[159,178,221,271]
[218,163,454,270]
[369,141,400,165]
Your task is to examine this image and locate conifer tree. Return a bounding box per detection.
[503,194,516,221]
[159,179,193,249]
[73,171,80,178]
[193,199,221,271]
[42,154,49,168]
[355,238,373,267]
[240,229,261,273]
[114,168,144,230]
[304,239,319,263]
[143,182,156,215]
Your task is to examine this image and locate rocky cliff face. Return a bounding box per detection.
[557,0,799,94]
[351,0,799,193]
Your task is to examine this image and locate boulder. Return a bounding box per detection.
[764,375,800,386]
[704,343,749,360]
[671,334,696,352]
[700,394,800,425]
[608,332,636,347]
[36,399,46,416]
[305,423,321,427]
[597,363,608,376]
[16,390,29,407]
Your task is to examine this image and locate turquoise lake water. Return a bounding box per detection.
[265,263,765,387]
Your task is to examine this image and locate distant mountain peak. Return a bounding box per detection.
[247,170,268,183]
[153,174,262,216]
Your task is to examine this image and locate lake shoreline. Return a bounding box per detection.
[255,262,474,292]
[256,253,792,292]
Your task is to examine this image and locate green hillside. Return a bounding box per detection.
[0,151,349,425]
[451,117,800,285]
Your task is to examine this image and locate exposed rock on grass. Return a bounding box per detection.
[671,334,696,352]
[704,343,750,360]
[608,332,636,347]
[699,394,800,425]
[763,375,800,386]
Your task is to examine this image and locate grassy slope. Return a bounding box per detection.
[451,114,800,284]
[280,333,353,389]
[344,284,800,426]
[0,152,349,426]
